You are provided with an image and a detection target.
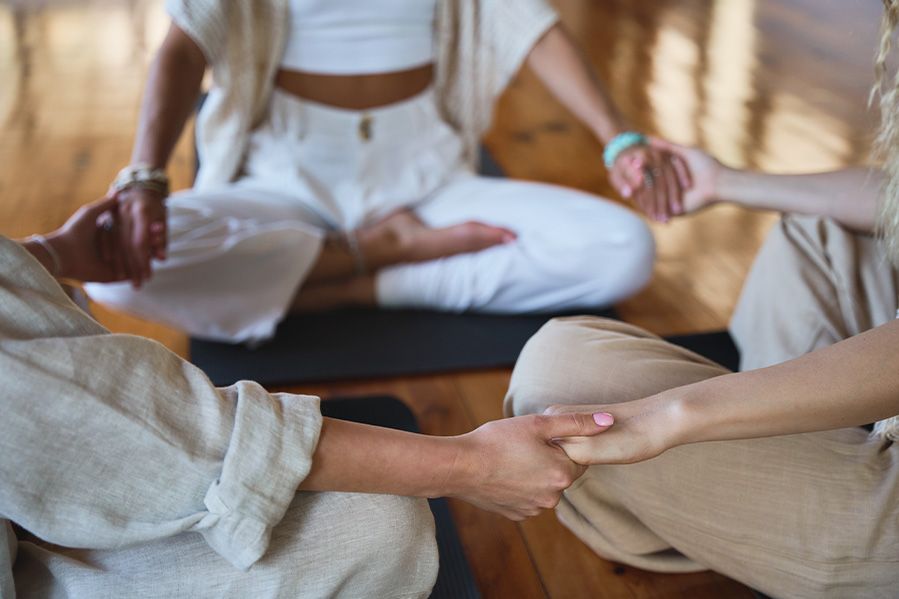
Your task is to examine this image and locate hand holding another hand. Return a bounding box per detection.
[609,143,691,223]
[542,395,685,466]
[449,412,613,520]
[114,185,168,288]
[46,195,129,283]
[608,138,723,223]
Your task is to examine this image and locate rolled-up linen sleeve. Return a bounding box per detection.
[0,239,322,571]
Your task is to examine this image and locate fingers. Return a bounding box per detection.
[669,152,693,190]
[430,221,516,258]
[116,189,168,287]
[640,154,684,223]
[612,141,697,223]
[661,161,682,218]
[462,221,517,247]
[96,210,118,280]
[632,167,661,221]
[555,436,602,466]
[608,166,633,199]
[536,411,614,440]
[150,220,167,260]
[648,136,681,153]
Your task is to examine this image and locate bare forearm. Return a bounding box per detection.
[673,320,899,444]
[131,25,206,169]
[298,413,607,520]
[299,418,462,498]
[716,167,883,232]
[527,24,626,143]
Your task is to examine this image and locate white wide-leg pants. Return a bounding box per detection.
[87,89,655,343]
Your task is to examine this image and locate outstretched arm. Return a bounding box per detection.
[303,412,611,521]
[115,22,207,288]
[526,25,690,221]
[653,139,883,232]
[550,319,899,465]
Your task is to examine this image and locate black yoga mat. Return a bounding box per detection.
[190,307,616,386]
[666,330,740,372]
[320,396,480,599]
[190,313,740,386]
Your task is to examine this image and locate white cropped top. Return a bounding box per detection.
[281,0,438,75]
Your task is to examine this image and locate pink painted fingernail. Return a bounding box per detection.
[593,412,614,427]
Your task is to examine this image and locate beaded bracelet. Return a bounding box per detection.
[603,132,648,169]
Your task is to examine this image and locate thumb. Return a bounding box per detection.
[86,194,119,217]
[539,412,614,440]
[648,136,682,153]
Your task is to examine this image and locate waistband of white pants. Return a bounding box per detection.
[269,86,443,139]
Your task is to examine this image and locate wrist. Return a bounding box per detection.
[592,122,625,145]
[112,164,170,199]
[603,132,648,169]
[656,381,723,448]
[710,164,741,206]
[620,389,698,453]
[24,232,66,278]
[438,434,480,501]
[47,230,79,279]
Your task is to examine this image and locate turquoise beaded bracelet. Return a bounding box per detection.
[603,132,648,168]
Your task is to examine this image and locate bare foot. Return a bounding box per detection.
[357,209,517,269]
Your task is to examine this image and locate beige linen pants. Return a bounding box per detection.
[506,216,899,598]
[13,493,437,599]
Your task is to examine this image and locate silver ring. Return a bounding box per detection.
[643,169,655,189]
[101,218,115,232]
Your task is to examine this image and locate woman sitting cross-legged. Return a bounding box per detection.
[3,197,612,598]
[504,39,899,595]
[82,0,687,343]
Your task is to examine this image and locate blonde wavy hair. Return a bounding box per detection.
[873,0,899,266]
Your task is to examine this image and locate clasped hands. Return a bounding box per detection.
[456,389,687,521]
[608,138,720,222]
[39,186,166,285]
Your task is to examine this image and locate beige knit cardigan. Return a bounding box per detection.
[164,0,558,190]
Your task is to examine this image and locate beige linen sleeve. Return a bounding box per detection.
[0,238,322,571]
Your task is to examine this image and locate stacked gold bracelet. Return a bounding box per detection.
[111,164,170,198]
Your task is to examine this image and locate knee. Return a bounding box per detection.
[346,494,438,595]
[276,493,438,596]
[566,213,655,306]
[505,316,646,417]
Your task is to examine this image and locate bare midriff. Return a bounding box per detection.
[275,64,435,110]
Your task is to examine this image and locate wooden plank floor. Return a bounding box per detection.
[0,0,883,597]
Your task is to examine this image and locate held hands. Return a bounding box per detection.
[449,412,613,521]
[43,189,166,285]
[114,186,168,288]
[44,195,130,283]
[608,138,722,222]
[542,395,684,466]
